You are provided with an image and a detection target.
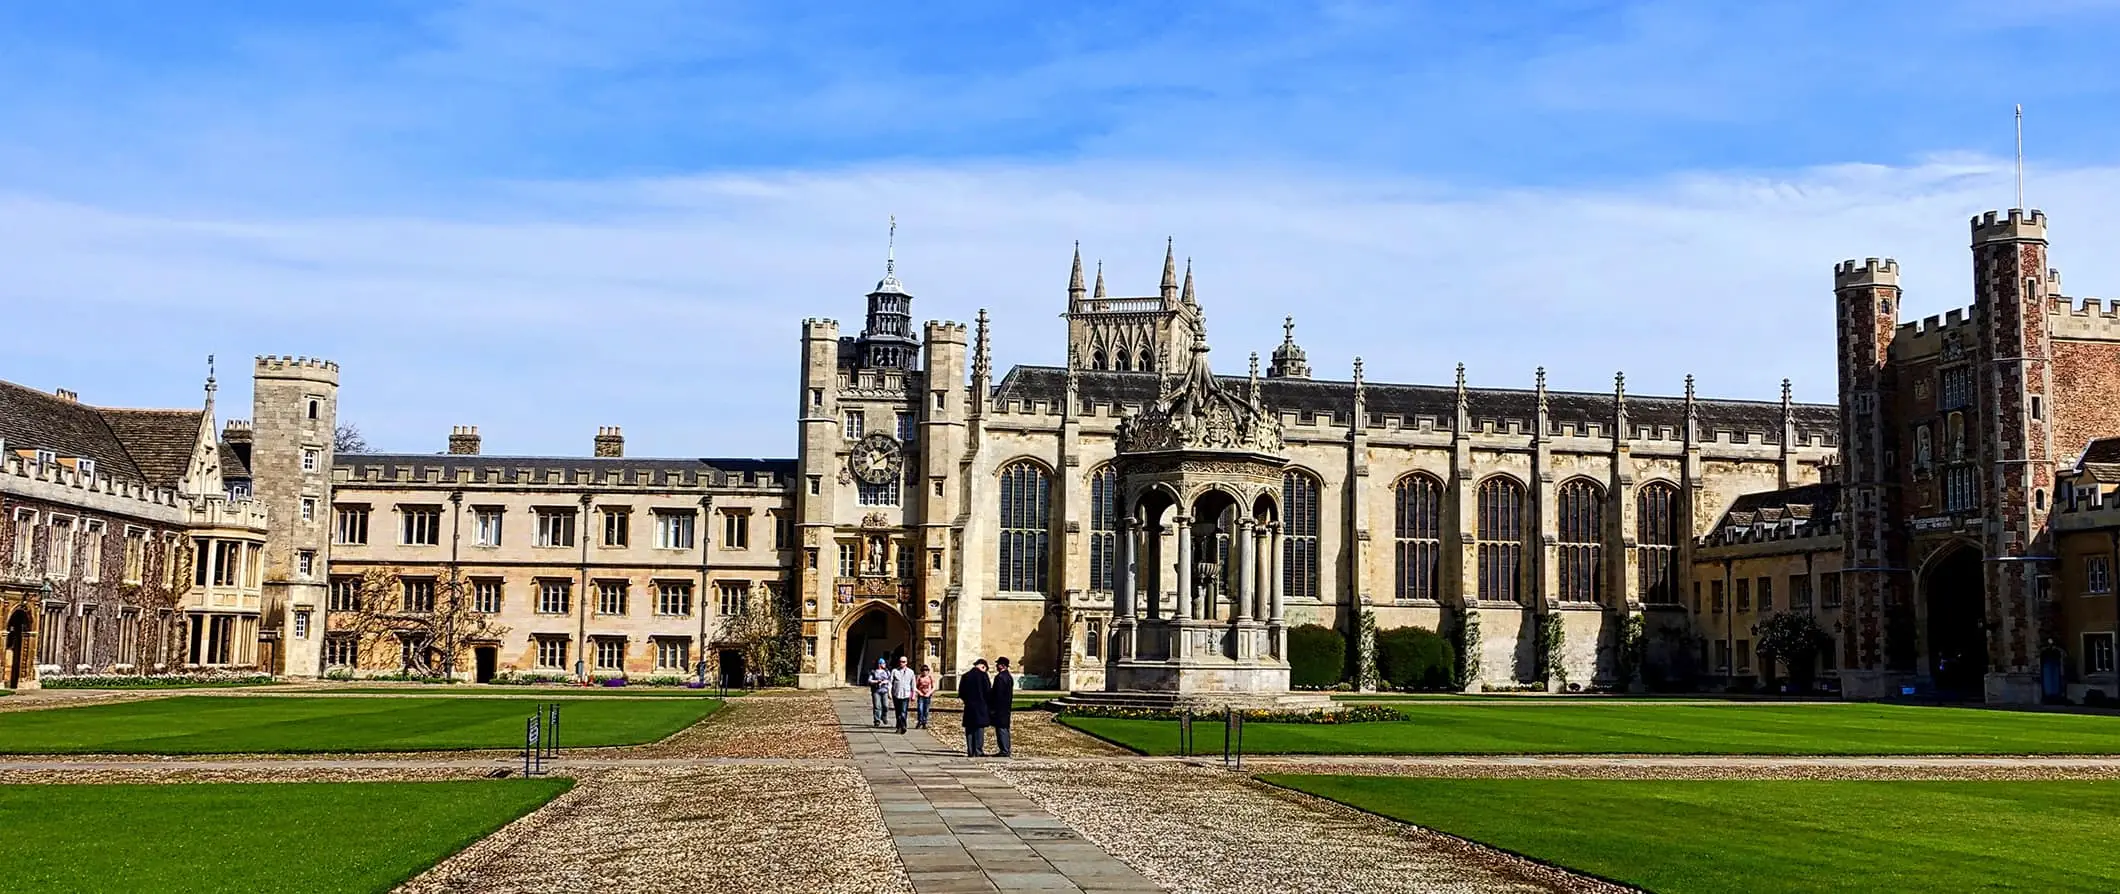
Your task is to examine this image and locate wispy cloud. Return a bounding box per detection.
[4,2,2120,457]
[7,156,2118,459]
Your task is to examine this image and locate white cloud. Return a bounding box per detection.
[5,156,2118,458]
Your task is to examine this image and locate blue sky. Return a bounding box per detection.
[6,1,2120,457]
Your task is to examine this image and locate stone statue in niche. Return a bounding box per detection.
[864,533,891,576]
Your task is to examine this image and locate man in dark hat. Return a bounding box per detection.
[988,656,1016,758]
[960,658,992,757]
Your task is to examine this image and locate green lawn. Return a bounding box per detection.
[0,695,720,754]
[319,686,735,698]
[1266,776,2120,893]
[0,779,571,893]
[1064,702,2120,755]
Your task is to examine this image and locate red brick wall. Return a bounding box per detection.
[2051,339,2120,461]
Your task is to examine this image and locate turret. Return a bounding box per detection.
[1268,316,1311,379]
[857,218,918,370]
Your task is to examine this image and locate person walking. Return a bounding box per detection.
[866,658,890,727]
[914,663,938,729]
[989,656,1016,758]
[889,655,917,734]
[960,658,993,757]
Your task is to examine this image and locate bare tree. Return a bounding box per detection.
[332,567,506,678]
[334,423,372,455]
[715,598,779,684]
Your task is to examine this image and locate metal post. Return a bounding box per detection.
[547,702,561,757]
[1234,712,1244,771]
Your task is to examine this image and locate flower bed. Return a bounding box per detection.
[38,672,278,689]
[1058,704,1405,724]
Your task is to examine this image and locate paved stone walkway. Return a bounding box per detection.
[835,690,1162,894]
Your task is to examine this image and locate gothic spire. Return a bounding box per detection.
[1160,237,1178,303]
[1180,258,1196,306]
[1092,261,1106,299]
[1454,363,1468,414]
[1068,241,1085,300]
[1248,351,1261,404]
[972,308,992,383]
[1614,371,1629,435]
[1684,373,1699,444]
[1353,356,1367,421]
[1535,366,1548,414]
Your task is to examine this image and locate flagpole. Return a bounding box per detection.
[2015,104,2024,211]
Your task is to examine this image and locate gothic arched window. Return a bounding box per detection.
[1556,479,1604,603]
[998,461,1051,593]
[1393,473,1443,601]
[1282,470,1321,601]
[1090,350,1107,371]
[1136,353,1151,372]
[1476,476,1527,603]
[1637,481,1681,603]
[1112,349,1129,371]
[1088,466,1118,591]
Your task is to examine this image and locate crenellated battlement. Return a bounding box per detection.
[802,318,840,334]
[1972,208,2048,244]
[2047,295,2120,342]
[1834,257,1900,289]
[1889,305,1977,360]
[923,320,969,342]
[1,450,188,519]
[254,354,340,382]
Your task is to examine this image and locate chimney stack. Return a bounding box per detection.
[448,425,481,455]
[594,426,624,458]
[54,388,78,402]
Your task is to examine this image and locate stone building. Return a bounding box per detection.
[1687,482,1844,687]
[324,425,793,682]
[1833,209,2120,703]
[792,241,1841,691]
[0,371,274,687]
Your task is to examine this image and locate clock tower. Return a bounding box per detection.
[794,221,966,688]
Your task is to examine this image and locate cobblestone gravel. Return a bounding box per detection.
[996,761,1625,894]
[589,693,850,759]
[397,766,911,894]
[922,706,1133,757]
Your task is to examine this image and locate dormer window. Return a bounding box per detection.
[34,449,55,467]
[76,459,95,479]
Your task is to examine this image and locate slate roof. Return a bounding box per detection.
[335,453,796,488]
[2072,437,2120,483]
[1711,482,1841,535]
[992,366,1839,445]
[0,378,210,489]
[219,442,251,481]
[99,408,207,490]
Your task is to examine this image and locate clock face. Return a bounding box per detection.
[849,433,903,485]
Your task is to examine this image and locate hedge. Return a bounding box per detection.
[1375,626,1456,691]
[1288,623,1347,688]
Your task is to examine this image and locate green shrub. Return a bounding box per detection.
[1288,624,1346,688]
[1375,626,1456,691]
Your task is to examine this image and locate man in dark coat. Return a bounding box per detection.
[959,658,992,757]
[988,656,1016,758]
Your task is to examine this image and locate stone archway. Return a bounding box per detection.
[839,602,911,686]
[1922,545,1987,697]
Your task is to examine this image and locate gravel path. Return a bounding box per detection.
[923,707,1133,758]
[588,693,849,759]
[1241,754,2120,780]
[397,766,911,894]
[996,761,1626,894]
